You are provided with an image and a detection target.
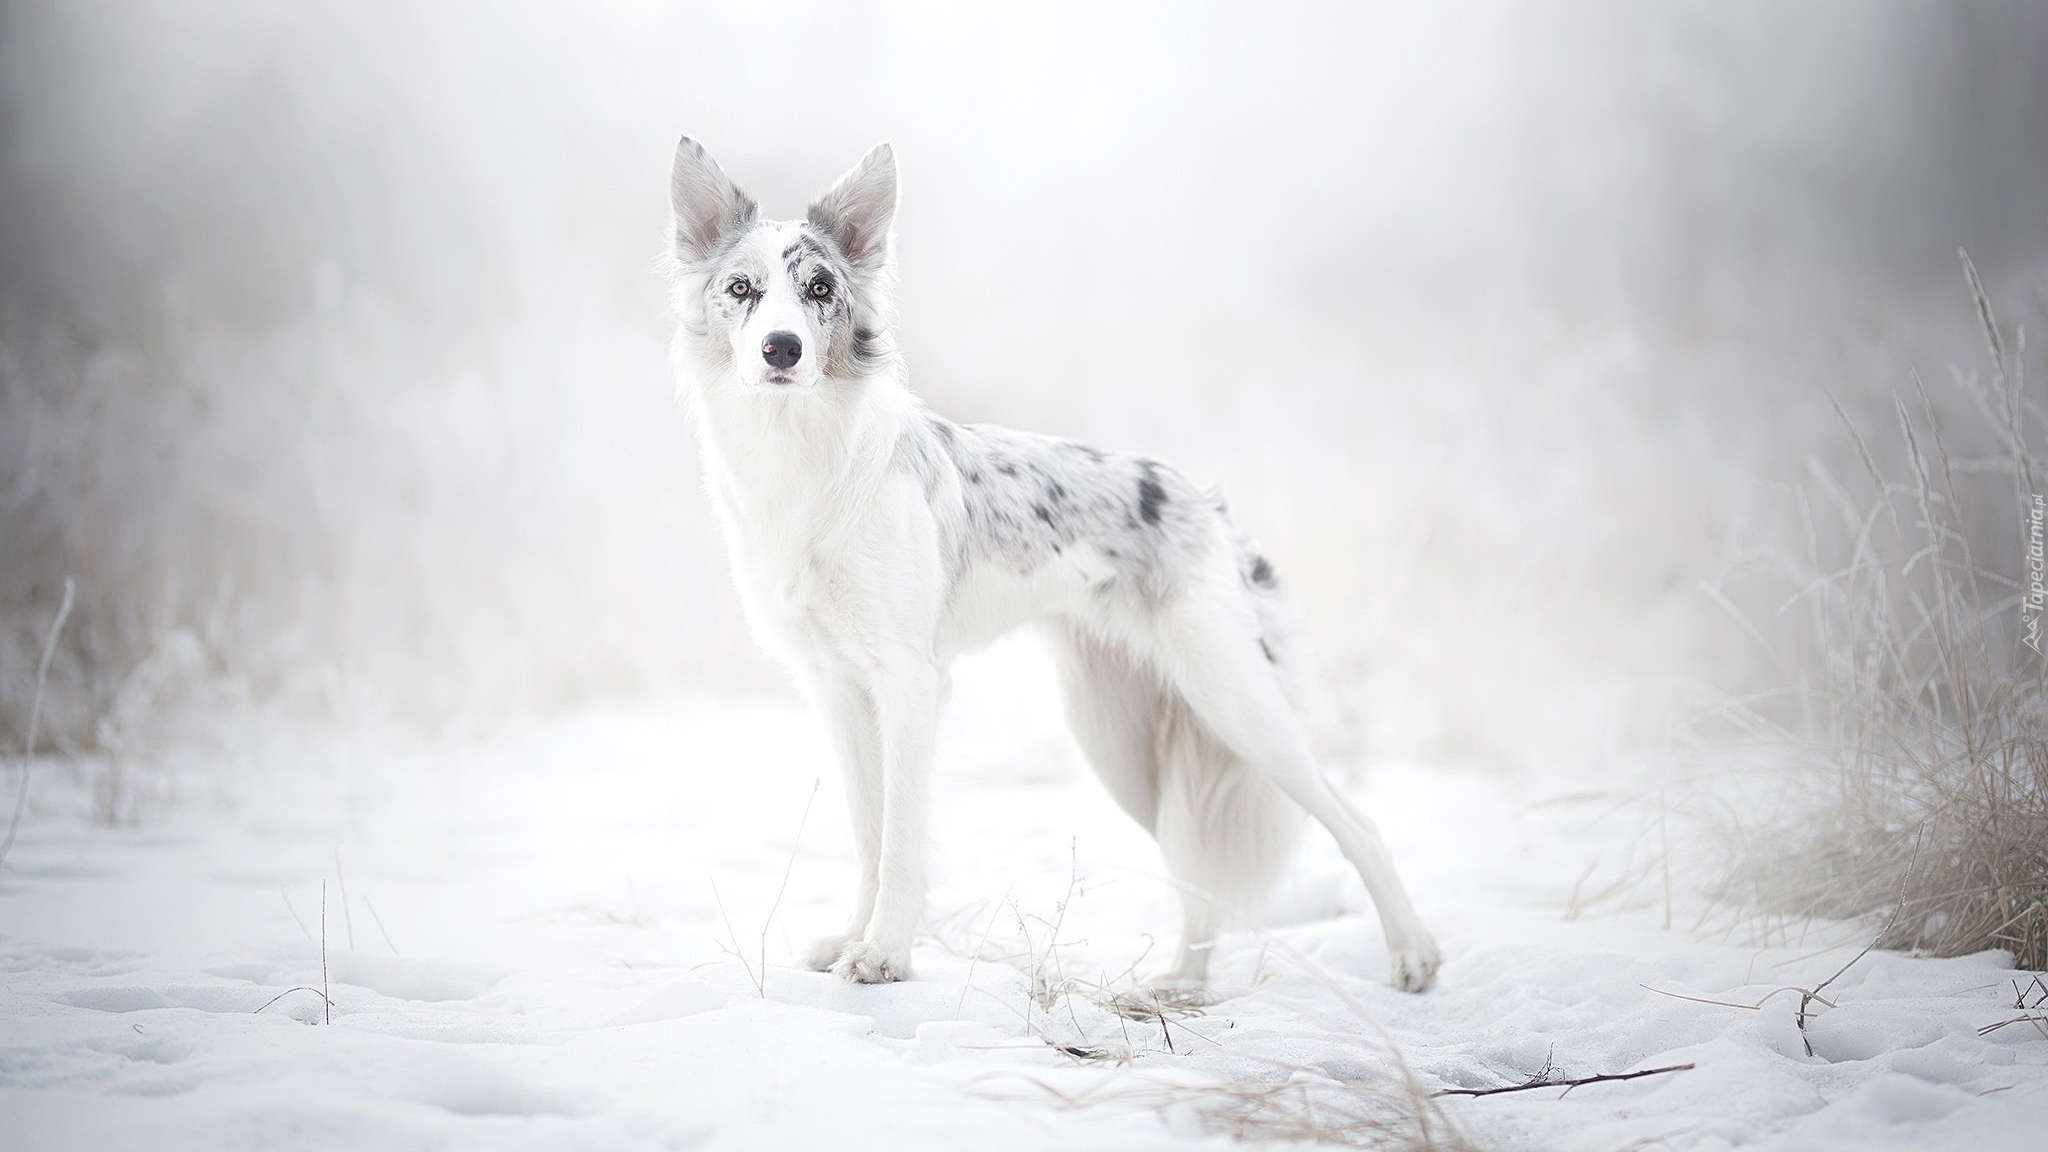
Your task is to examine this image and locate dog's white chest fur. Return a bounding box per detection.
[696,398,938,672]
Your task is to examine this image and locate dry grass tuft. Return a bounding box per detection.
[1711,252,2048,968]
[1166,1070,1472,1151]
[936,864,1473,1149]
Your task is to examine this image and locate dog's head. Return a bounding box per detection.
[666,138,898,392]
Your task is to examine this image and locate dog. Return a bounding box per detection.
[663,137,1441,993]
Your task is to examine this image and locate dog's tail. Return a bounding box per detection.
[1151,687,1300,923]
[1050,609,1300,927]
[1154,531,1315,919]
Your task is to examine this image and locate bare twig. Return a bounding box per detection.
[363,895,401,957]
[952,884,1016,1019]
[1,577,75,872]
[1643,901,1906,1057]
[758,778,820,996]
[1640,983,1804,1012]
[1977,1014,2048,1039]
[279,880,313,943]
[321,880,331,1024]
[253,986,337,1017]
[333,849,356,952]
[707,779,822,998]
[2014,974,2048,1008]
[1432,1062,1696,1098]
[708,875,760,995]
[1979,974,2048,1038]
[1792,905,1901,1054]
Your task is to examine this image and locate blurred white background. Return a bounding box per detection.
[3,0,2044,771]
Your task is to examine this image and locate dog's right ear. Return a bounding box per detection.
[669,136,757,263]
[807,142,897,272]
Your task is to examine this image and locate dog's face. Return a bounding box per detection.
[667,138,897,392]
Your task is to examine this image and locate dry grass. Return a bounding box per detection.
[1710,252,2048,969]
[1143,1071,1469,1151]
[0,577,73,870]
[974,1015,1472,1151]
[932,864,1473,1149]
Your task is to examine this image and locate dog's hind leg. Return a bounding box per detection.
[1047,622,1291,990]
[796,671,885,972]
[1150,578,1442,993]
[1148,696,1298,989]
[1046,623,1162,834]
[1046,627,1205,984]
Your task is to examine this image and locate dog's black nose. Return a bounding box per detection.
[762,331,803,369]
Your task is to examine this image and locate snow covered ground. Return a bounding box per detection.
[4,638,2044,1150]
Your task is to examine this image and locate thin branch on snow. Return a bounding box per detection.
[1432,1062,1697,1098]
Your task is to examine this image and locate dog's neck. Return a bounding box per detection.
[687,364,921,539]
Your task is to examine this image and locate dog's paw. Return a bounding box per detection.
[1388,933,1442,993]
[830,939,911,984]
[803,933,855,972]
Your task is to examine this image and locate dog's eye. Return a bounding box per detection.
[726,279,751,299]
[808,280,834,300]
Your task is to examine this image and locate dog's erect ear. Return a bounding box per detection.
[670,136,757,263]
[807,143,897,270]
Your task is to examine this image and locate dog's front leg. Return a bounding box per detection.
[798,671,883,972]
[830,651,939,983]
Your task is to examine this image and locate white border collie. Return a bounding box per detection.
[664,138,1440,992]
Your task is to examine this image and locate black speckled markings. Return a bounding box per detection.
[1136,465,1168,527]
[900,416,1269,616]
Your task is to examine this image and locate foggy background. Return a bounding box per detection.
[4,0,2045,771]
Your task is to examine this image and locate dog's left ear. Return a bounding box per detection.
[807,143,897,271]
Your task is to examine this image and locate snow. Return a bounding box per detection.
[3,637,2044,1150]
